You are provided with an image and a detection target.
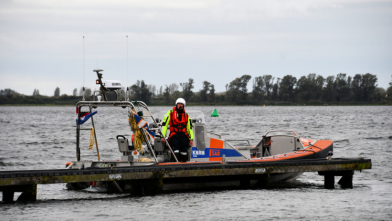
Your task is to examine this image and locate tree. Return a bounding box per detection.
[252,76,265,103]
[387,86,392,101]
[314,75,325,100]
[279,75,297,102]
[147,84,157,97]
[361,73,377,102]
[390,75,392,86]
[387,75,392,101]
[334,73,351,102]
[54,87,60,97]
[73,88,77,96]
[209,84,215,102]
[85,88,92,97]
[159,86,163,96]
[168,83,179,95]
[180,78,194,102]
[323,76,335,102]
[163,85,170,103]
[199,81,211,102]
[33,89,40,97]
[296,74,324,102]
[296,76,308,101]
[351,74,362,102]
[78,87,91,96]
[0,89,19,97]
[226,75,251,104]
[271,78,280,101]
[130,80,152,104]
[263,75,275,100]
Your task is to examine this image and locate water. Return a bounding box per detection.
[0,106,391,220]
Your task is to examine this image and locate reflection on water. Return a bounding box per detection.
[0,106,391,220]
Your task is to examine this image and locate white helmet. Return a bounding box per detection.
[175,98,186,107]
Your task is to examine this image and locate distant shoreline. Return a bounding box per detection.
[1,103,391,107]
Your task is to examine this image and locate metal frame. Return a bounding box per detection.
[75,100,179,163]
[264,130,299,137]
[130,101,178,162]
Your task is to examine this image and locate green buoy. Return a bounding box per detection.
[211,109,219,117]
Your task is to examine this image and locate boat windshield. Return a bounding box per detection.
[265,130,298,137]
[158,110,205,123]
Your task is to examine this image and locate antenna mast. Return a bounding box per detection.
[126,35,129,101]
[83,36,85,101]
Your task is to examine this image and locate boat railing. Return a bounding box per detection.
[265,130,299,137]
[207,132,221,138]
[226,139,255,150]
[75,100,179,163]
[226,139,251,146]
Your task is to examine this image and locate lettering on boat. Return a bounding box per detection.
[209,149,220,157]
[192,150,205,157]
[109,174,122,179]
[255,168,266,173]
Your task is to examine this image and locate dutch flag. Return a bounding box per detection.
[76,108,97,125]
[133,113,155,140]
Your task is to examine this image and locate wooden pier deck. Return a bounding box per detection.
[0,158,371,203]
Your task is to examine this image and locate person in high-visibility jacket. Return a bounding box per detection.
[161,98,194,162]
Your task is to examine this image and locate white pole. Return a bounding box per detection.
[83,36,85,101]
[126,35,129,101]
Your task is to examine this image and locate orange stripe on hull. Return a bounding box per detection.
[210,138,224,149]
[238,140,333,163]
[209,138,224,161]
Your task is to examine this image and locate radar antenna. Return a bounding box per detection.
[94,69,108,101]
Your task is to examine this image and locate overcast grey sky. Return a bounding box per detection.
[1,0,391,96]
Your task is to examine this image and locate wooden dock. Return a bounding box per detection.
[0,158,371,203]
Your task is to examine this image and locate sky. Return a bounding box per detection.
[0,0,391,96]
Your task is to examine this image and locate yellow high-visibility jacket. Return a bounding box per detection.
[161,109,194,141]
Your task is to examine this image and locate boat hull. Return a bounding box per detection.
[65,139,333,193]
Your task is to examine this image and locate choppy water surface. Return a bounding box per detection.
[0,106,391,220]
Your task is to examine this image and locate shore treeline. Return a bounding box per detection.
[1,73,392,105]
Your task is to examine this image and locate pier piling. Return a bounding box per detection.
[318,170,354,189]
[0,184,37,203]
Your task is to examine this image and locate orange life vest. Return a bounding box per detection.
[168,107,189,139]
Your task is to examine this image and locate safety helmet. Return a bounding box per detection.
[175,98,186,107]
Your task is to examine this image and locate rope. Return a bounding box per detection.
[88,127,95,150]
[128,111,144,153]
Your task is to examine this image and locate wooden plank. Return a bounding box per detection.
[0,161,371,187]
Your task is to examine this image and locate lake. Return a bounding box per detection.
[0,106,391,220]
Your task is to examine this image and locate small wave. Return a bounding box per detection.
[334,139,350,143]
[364,137,384,140]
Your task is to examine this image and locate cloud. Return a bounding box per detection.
[0,0,391,95]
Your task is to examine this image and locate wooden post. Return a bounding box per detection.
[2,191,14,203]
[338,171,354,189]
[255,174,270,188]
[240,179,251,189]
[17,184,37,202]
[324,174,335,189]
[130,179,163,196]
[319,170,354,189]
[1,184,37,203]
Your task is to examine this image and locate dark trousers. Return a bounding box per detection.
[168,133,190,162]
